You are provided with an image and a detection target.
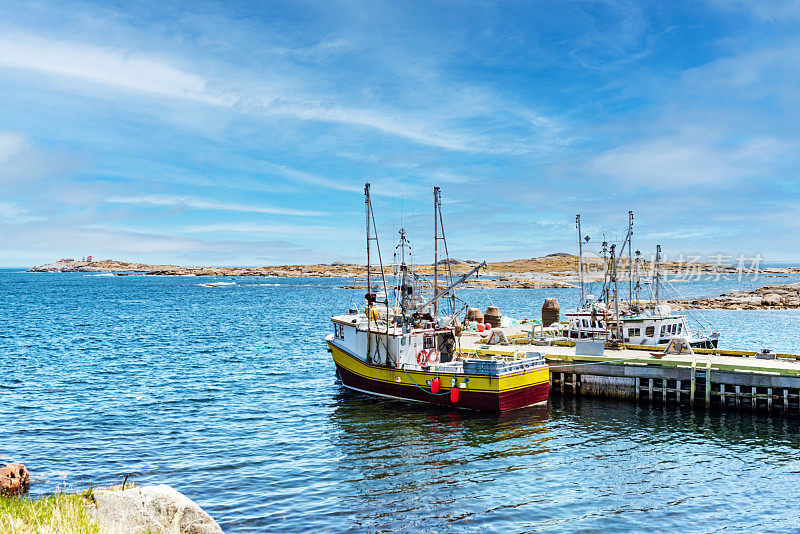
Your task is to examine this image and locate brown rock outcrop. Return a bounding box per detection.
[0,463,30,496]
[671,282,800,310]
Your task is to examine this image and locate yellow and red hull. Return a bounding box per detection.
[328,341,549,412]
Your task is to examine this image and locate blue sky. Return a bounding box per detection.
[1,0,799,266]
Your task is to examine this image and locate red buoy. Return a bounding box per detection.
[476,323,485,332]
[450,386,459,403]
[431,377,440,394]
[484,322,492,331]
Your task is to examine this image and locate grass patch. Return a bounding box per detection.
[0,491,98,534]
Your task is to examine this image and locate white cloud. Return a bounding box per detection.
[682,45,800,101]
[105,195,327,216]
[0,34,232,105]
[178,223,347,239]
[0,131,26,163]
[0,200,39,222]
[258,161,363,194]
[268,102,482,153]
[585,133,791,189]
[706,0,800,23]
[0,130,86,186]
[0,32,565,154]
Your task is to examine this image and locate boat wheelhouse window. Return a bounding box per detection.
[423,336,434,349]
[582,319,588,328]
[660,325,666,336]
[677,323,682,334]
[628,327,640,337]
[334,324,345,340]
[645,326,655,337]
[671,324,677,334]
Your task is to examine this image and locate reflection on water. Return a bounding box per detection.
[327,390,552,533]
[323,389,800,533]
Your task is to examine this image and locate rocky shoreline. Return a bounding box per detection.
[0,462,221,533]
[30,254,798,290]
[672,282,800,310]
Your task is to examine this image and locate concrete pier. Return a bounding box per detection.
[458,333,800,416]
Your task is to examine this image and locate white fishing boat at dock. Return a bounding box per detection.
[566,214,719,348]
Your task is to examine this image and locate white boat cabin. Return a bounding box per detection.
[620,306,691,346]
[330,309,459,369]
[564,311,609,340]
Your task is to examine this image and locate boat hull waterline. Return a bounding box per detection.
[328,342,550,412]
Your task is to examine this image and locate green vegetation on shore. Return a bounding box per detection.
[0,491,97,534]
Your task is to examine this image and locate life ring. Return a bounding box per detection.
[427,349,440,364]
[416,349,429,365]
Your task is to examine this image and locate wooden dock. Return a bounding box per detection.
[458,333,800,416]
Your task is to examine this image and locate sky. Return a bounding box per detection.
[1,0,799,266]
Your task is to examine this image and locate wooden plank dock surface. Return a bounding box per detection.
[457,331,800,415]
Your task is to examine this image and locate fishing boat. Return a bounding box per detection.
[325,184,550,412]
[567,215,719,348]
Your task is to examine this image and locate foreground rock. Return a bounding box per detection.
[672,282,800,310]
[0,463,29,496]
[89,485,222,534]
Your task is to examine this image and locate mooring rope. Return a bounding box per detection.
[401,365,452,395]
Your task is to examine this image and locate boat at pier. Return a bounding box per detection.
[326,184,549,412]
[566,214,719,348]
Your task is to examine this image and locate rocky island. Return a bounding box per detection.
[671,282,800,310]
[28,254,800,291]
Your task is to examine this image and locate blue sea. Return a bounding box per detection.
[3,269,800,532]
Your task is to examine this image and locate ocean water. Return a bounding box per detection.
[3,269,800,532]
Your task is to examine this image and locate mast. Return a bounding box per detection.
[433,187,439,318]
[634,249,641,306]
[397,228,410,316]
[628,211,633,305]
[601,235,608,308]
[610,243,620,339]
[363,182,390,364]
[612,212,634,298]
[365,183,371,301]
[654,244,661,305]
[576,214,585,307]
[433,186,455,318]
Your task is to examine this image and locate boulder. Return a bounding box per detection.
[0,463,29,496]
[761,293,783,307]
[89,485,222,534]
